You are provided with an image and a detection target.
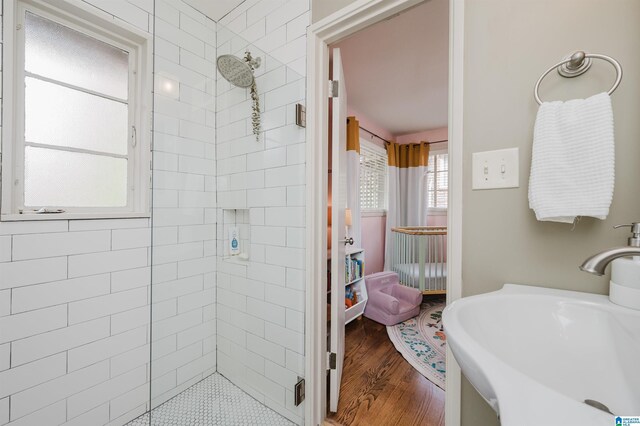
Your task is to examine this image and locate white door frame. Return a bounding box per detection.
[304,0,465,425]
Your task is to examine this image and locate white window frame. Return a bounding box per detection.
[426,147,448,215]
[1,0,152,221]
[359,138,388,216]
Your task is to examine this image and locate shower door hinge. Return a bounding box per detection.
[327,352,337,370]
[295,103,306,128]
[294,377,305,406]
[328,80,339,98]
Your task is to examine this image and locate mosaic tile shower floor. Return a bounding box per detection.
[127,373,295,426]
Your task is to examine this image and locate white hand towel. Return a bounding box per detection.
[528,92,614,223]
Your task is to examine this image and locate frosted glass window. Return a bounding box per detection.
[25,78,128,155]
[24,12,129,99]
[1,1,150,218]
[24,147,127,207]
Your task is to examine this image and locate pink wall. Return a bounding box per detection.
[346,112,448,149]
[395,126,448,144]
[361,215,386,274]
[347,106,395,145]
[427,214,447,227]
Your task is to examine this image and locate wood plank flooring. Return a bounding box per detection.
[326,316,445,426]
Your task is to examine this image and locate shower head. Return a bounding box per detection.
[216,52,261,88]
[217,51,263,141]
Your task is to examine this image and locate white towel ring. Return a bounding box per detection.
[534,51,622,105]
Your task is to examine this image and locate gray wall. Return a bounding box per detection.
[313,0,640,425]
[462,0,640,425]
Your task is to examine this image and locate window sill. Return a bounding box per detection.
[361,210,387,218]
[428,208,448,216]
[0,212,151,222]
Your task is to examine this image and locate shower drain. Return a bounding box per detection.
[584,399,615,415]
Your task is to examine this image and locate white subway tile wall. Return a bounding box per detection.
[0,215,152,425]
[0,0,309,424]
[0,0,216,425]
[214,1,308,423]
[150,0,217,413]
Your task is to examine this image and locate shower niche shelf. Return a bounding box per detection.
[221,208,250,264]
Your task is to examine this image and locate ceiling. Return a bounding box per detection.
[333,0,449,136]
[182,0,246,21]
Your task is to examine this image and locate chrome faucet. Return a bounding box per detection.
[580,223,640,276]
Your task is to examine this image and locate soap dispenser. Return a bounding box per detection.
[609,224,640,310]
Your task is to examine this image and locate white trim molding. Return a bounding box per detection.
[445,1,464,425]
[428,208,448,217]
[304,0,465,425]
[361,209,386,217]
[304,21,329,426]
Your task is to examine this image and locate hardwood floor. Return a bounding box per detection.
[326,316,445,426]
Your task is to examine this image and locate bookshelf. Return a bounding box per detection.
[345,248,367,324]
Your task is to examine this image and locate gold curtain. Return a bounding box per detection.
[386,141,430,168]
[347,116,360,153]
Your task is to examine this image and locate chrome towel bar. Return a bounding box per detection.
[534,51,622,105]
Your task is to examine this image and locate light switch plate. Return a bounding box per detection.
[472,148,519,190]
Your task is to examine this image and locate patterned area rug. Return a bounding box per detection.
[386,299,446,390]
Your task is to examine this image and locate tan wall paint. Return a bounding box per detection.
[313,0,640,424]
[462,0,640,425]
[311,0,357,22]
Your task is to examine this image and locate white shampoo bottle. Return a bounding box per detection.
[229,226,240,256]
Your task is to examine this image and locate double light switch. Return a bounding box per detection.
[472,148,519,190]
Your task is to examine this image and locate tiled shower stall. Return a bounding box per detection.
[0,0,308,424]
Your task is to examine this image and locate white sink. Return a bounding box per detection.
[443,284,640,426]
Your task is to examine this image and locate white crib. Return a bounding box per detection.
[391,226,447,294]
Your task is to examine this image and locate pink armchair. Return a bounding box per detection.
[363,271,422,326]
